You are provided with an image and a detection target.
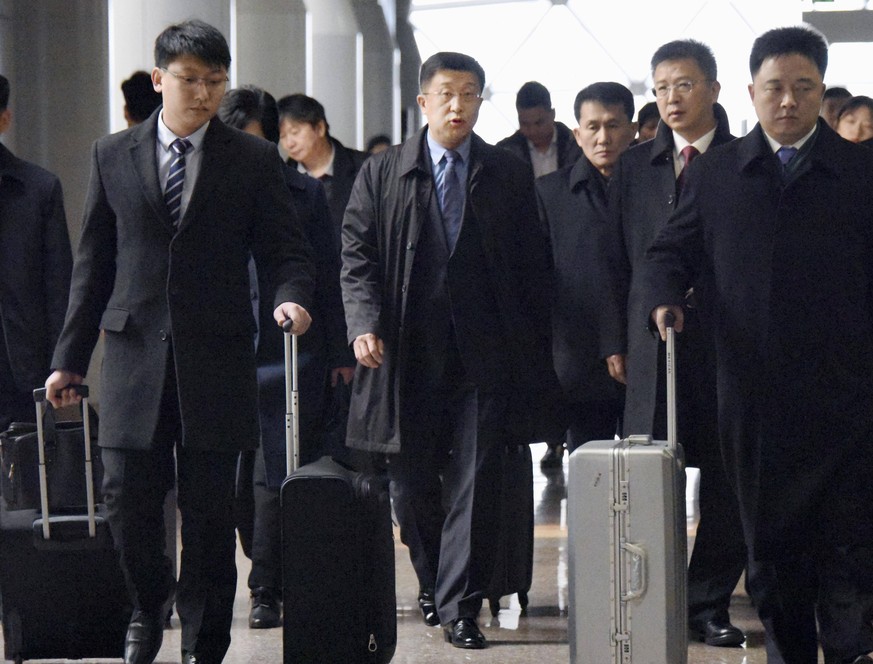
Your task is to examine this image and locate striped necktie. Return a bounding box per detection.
[165,138,192,226]
[439,149,464,251]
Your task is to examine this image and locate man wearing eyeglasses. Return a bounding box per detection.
[608,39,748,649]
[45,20,314,664]
[342,51,557,650]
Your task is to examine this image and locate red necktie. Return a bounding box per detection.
[676,144,699,195]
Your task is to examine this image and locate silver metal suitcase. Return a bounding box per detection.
[568,318,687,664]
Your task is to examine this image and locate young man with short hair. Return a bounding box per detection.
[46,20,314,664]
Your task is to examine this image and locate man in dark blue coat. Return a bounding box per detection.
[644,26,873,664]
[0,74,72,430]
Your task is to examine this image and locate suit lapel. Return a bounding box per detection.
[129,116,175,233]
[178,119,234,232]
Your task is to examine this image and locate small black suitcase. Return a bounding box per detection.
[486,443,534,616]
[278,324,396,664]
[0,386,131,663]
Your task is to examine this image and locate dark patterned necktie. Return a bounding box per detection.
[165,138,192,226]
[439,150,463,251]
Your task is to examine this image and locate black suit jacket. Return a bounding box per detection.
[0,143,72,394]
[639,121,873,557]
[52,111,315,452]
[496,121,582,176]
[609,115,734,436]
[536,156,623,404]
[289,137,367,251]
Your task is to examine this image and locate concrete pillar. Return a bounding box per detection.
[233,0,306,100]
[351,0,396,145]
[303,0,360,148]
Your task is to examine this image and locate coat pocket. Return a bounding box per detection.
[99,307,130,332]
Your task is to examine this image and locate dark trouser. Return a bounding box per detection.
[0,388,34,432]
[746,545,873,664]
[101,368,240,662]
[565,398,622,454]
[248,446,281,591]
[654,334,747,627]
[388,381,507,625]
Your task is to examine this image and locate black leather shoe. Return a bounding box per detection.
[124,610,164,664]
[418,589,440,627]
[848,656,873,663]
[443,617,487,649]
[181,653,200,664]
[689,619,746,647]
[249,586,281,629]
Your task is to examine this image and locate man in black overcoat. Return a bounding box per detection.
[0,74,72,429]
[609,39,747,647]
[536,82,635,450]
[341,52,555,650]
[45,21,314,664]
[644,25,873,664]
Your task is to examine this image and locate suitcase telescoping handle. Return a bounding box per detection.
[32,385,97,540]
[664,311,678,451]
[282,319,300,476]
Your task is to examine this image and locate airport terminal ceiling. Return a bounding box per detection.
[408,0,873,143]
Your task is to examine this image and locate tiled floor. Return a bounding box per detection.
[2,443,821,663]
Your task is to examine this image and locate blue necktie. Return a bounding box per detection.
[777,145,798,169]
[165,138,192,226]
[439,150,464,252]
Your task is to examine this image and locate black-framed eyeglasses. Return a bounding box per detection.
[161,68,228,91]
[652,80,702,98]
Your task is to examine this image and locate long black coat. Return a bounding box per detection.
[536,156,624,404]
[610,116,734,436]
[639,121,873,558]
[341,128,556,454]
[52,112,314,452]
[0,143,71,393]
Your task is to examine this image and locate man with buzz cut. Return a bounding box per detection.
[536,82,635,454]
[342,51,556,650]
[609,38,747,648]
[45,19,314,664]
[642,25,873,664]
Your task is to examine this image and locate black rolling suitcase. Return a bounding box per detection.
[279,324,396,663]
[486,443,534,617]
[0,386,131,663]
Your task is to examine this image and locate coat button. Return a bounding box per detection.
[401,284,407,293]
[667,194,675,206]
[159,329,168,341]
[406,242,414,251]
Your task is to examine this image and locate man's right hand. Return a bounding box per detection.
[353,333,384,369]
[45,370,84,409]
[652,305,684,341]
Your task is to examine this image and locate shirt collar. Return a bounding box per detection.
[673,125,717,155]
[427,131,472,168]
[157,111,209,152]
[762,124,817,154]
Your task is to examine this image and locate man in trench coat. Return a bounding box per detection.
[644,25,873,664]
[341,52,555,650]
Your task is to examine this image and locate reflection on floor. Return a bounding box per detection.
[4,443,825,663]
